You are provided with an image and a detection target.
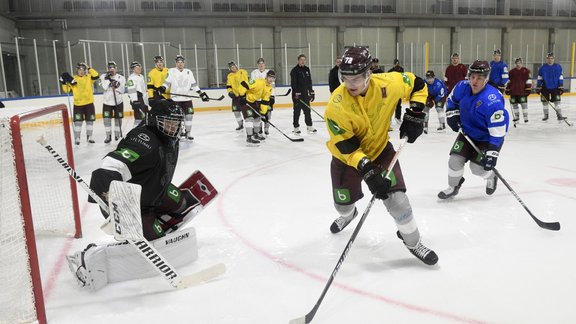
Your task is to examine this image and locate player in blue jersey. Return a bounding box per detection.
[488,49,509,94]
[425,70,448,132]
[536,52,566,121]
[438,60,510,199]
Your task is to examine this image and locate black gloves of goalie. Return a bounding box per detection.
[399,102,426,143]
[198,91,209,102]
[481,145,500,171]
[446,109,461,132]
[59,72,75,85]
[358,157,391,200]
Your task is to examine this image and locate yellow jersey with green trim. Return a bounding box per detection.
[245,78,272,103]
[61,68,99,106]
[325,72,428,169]
[226,69,248,97]
[147,67,170,99]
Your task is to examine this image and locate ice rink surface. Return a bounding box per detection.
[24,96,576,323]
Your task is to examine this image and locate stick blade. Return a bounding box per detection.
[539,221,561,231]
[177,263,226,289]
[288,317,306,324]
[290,138,304,142]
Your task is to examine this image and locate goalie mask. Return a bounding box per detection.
[147,100,184,138]
[339,46,372,95]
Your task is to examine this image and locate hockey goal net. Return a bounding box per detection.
[0,104,81,324]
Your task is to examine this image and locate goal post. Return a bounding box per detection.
[1,104,82,324]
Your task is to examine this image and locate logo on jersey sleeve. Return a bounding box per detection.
[490,111,504,123]
[113,148,140,162]
[328,118,345,136]
[127,79,134,87]
[401,73,411,86]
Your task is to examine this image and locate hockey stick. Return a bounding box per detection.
[169,92,225,101]
[246,103,304,142]
[275,88,292,97]
[540,95,573,126]
[290,137,408,324]
[460,130,560,231]
[298,99,325,121]
[36,136,227,288]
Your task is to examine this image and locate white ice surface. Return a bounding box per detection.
[23,97,576,324]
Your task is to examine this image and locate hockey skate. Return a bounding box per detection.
[253,133,266,141]
[557,115,567,121]
[293,127,301,134]
[307,126,317,133]
[246,135,260,146]
[513,118,519,127]
[396,231,438,266]
[74,137,80,145]
[437,123,446,131]
[486,175,498,195]
[264,128,270,135]
[187,134,194,141]
[235,124,244,131]
[437,177,465,199]
[542,114,549,121]
[329,208,358,234]
[87,135,95,144]
[423,122,428,134]
[104,135,112,144]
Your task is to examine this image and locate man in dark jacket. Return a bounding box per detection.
[388,59,405,125]
[290,54,316,134]
[328,56,342,93]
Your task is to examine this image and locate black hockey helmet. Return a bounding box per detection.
[107,61,117,69]
[257,57,265,64]
[146,100,184,138]
[339,46,372,76]
[266,69,276,78]
[393,58,400,65]
[425,70,435,78]
[547,52,554,58]
[468,60,490,77]
[228,61,237,68]
[154,55,164,63]
[130,61,141,70]
[514,57,523,64]
[493,49,502,55]
[175,54,185,62]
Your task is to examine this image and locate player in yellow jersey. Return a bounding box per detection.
[226,61,249,130]
[147,55,170,106]
[325,46,438,265]
[238,70,275,146]
[60,62,99,145]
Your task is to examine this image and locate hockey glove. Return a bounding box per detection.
[504,85,511,96]
[524,86,532,96]
[228,91,237,99]
[497,85,506,94]
[157,86,167,94]
[399,106,426,143]
[269,95,275,106]
[309,90,315,102]
[446,109,461,132]
[535,87,541,95]
[294,92,301,100]
[358,157,391,200]
[59,72,74,85]
[481,146,499,171]
[558,87,565,95]
[198,91,210,102]
[238,96,247,106]
[110,80,120,89]
[426,96,435,108]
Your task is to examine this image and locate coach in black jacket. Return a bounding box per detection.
[290,54,316,134]
[328,56,342,93]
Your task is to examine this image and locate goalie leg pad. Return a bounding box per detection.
[67,227,198,291]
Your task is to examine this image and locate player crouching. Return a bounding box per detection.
[66,100,218,291]
[438,60,509,199]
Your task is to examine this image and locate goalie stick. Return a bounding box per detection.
[246,103,304,142]
[298,99,325,121]
[460,130,560,231]
[37,136,226,289]
[289,137,408,324]
[540,95,573,126]
[169,92,225,101]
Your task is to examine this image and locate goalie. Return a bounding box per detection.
[67,99,218,290]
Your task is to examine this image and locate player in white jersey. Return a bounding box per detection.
[100,61,126,143]
[250,57,274,135]
[160,55,209,141]
[126,61,149,127]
